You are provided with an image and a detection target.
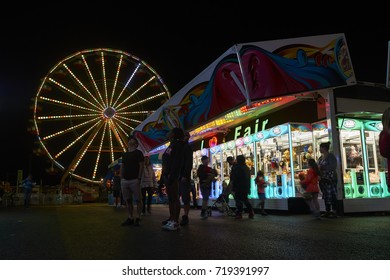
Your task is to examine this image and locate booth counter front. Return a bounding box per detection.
[192,118,389,213]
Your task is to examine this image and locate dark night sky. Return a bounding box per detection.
[1,4,389,184]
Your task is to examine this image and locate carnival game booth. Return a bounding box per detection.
[338,118,387,199]
[312,107,390,213]
[133,33,356,212]
[206,122,316,210]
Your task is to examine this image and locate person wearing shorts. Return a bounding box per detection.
[197,156,218,219]
[120,135,144,226]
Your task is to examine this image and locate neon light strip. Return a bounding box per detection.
[112,63,140,108]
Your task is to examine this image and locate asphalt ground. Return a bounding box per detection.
[1,203,390,260]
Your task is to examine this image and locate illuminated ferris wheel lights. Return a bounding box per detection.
[108,127,114,162]
[117,92,166,112]
[34,49,170,184]
[39,96,99,113]
[116,115,142,124]
[110,55,123,106]
[42,118,100,141]
[54,123,99,159]
[111,64,139,108]
[62,64,104,110]
[113,123,130,143]
[101,52,109,107]
[82,54,106,107]
[119,110,151,115]
[92,122,107,180]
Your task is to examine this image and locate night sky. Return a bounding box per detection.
[1,4,389,185]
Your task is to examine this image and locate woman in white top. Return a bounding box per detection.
[141,156,157,214]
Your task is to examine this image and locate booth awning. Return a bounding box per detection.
[134,33,356,153]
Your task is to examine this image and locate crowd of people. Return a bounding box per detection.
[115,126,262,231]
[113,119,373,229]
[14,106,388,228]
[3,104,388,226]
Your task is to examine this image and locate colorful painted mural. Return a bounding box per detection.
[134,34,356,153]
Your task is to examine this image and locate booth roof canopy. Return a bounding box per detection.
[134,33,356,153]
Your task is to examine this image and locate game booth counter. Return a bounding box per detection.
[132,33,390,214]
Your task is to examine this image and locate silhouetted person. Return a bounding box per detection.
[230,155,254,219]
[161,127,186,231]
[141,156,157,214]
[22,175,34,208]
[317,142,338,218]
[179,131,193,226]
[379,107,390,186]
[120,136,144,226]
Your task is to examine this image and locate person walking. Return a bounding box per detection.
[254,170,269,216]
[317,142,338,218]
[226,156,236,174]
[225,155,236,202]
[300,159,321,219]
[379,107,390,186]
[120,135,144,226]
[161,127,186,231]
[230,155,254,219]
[22,175,34,208]
[197,155,218,220]
[178,131,194,226]
[141,156,157,214]
[190,179,198,208]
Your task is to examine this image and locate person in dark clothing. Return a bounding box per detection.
[141,156,157,214]
[317,142,338,218]
[112,170,122,208]
[22,175,34,208]
[225,156,236,203]
[230,155,254,219]
[227,156,236,174]
[197,155,218,219]
[120,135,144,226]
[161,127,186,231]
[379,107,390,186]
[179,131,194,226]
[190,179,198,208]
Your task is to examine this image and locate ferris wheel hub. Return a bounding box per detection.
[103,107,116,119]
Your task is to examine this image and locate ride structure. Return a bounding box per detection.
[33,48,170,185]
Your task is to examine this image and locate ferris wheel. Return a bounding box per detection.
[33,48,170,184]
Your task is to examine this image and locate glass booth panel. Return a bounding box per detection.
[340,129,368,198]
[338,118,389,199]
[256,124,293,199]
